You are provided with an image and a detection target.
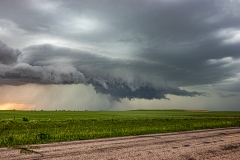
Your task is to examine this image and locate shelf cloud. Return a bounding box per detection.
[0,42,207,100]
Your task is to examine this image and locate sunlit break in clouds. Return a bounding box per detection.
[0,103,34,110]
[0,0,239,111]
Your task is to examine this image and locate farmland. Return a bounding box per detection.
[0,110,240,147]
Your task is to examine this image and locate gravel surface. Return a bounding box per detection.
[1,127,240,160]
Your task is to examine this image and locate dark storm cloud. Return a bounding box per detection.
[0,43,206,100]
[92,81,206,101]
[0,0,239,100]
[0,41,20,64]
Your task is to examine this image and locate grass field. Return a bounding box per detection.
[1,110,240,147]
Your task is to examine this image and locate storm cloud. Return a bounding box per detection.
[0,41,20,64]
[0,0,239,108]
[0,42,206,100]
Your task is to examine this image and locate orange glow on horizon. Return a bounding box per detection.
[0,103,35,110]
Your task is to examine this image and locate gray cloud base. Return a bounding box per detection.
[0,42,206,100]
[0,41,20,64]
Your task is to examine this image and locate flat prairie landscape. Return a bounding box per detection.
[1,110,240,147]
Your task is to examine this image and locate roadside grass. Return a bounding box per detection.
[0,110,240,147]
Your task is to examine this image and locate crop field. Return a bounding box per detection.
[1,110,240,147]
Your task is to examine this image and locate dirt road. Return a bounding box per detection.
[1,127,240,160]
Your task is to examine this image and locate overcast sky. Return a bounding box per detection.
[0,0,239,111]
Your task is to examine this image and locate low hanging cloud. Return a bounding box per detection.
[0,41,206,101]
[217,93,238,98]
[0,41,20,64]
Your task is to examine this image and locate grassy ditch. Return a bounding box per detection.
[0,110,240,147]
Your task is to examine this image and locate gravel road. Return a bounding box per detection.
[1,127,240,160]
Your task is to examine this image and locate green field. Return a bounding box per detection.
[1,110,240,147]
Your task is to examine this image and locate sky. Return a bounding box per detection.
[0,0,239,111]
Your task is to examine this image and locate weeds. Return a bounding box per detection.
[22,117,29,122]
[0,118,240,147]
[0,110,240,147]
[36,133,51,140]
[20,148,33,154]
[9,145,41,155]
